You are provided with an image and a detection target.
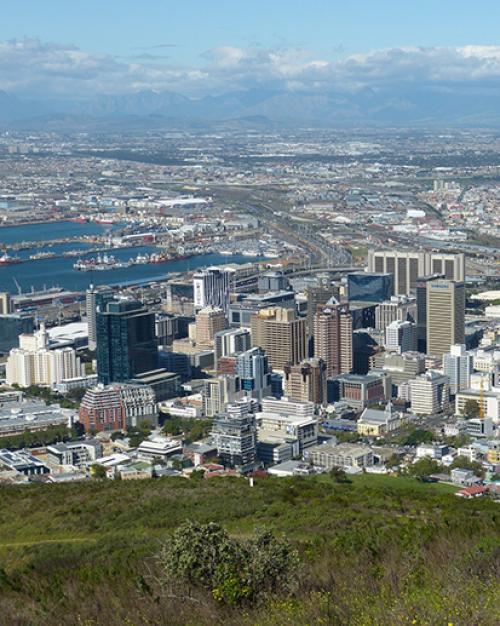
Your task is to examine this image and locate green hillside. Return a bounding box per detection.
[0,474,499,626]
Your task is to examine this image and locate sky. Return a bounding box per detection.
[2,1,500,98]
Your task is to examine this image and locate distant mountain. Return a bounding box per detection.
[2,84,500,129]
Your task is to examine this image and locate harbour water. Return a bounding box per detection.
[0,222,265,293]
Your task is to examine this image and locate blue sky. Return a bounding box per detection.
[2,0,500,64]
[2,1,500,98]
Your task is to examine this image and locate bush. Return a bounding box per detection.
[157,521,298,605]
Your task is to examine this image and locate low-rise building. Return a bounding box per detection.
[357,403,402,436]
[0,449,50,476]
[305,442,374,470]
[137,436,183,461]
[337,372,391,409]
[46,440,103,467]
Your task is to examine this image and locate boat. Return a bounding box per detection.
[0,251,22,265]
[95,217,114,225]
[69,216,88,224]
[29,251,56,260]
[73,253,131,272]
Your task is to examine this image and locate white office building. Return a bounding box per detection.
[410,370,449,415]
[193,267,235,313]
[6,324,85,388]
[443,344,473,395]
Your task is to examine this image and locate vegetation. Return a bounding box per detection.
[407,457,440,479]
[0,474,498,625]
[162,417,213,443]
[11,383,82,409]
[463,399,481,419]
[126,419,154,448]
[0,424,81,450]
[157,521,298,605]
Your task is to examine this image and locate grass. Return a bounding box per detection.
[0,475,498,625]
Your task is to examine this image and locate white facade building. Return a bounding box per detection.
[443,344,473,395]
[6,324,85,388]
[410,370,449,415]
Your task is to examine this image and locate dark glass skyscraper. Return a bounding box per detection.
[96,300,157,385]
[347,272,394,303]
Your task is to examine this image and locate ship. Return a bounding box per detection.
[73,253,131,272]
[69,216,88,224]
[0,251,22,265]
[29,251,57,260]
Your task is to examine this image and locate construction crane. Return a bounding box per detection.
[479,376,485,419]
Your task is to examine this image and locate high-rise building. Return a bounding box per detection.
[283,358,326,405]
[235,346,271,400]
[79,383,157,432]
[258,271,290,293]
[0,313,34,353]
[0,292,12,315]
[385,320,417,354]
[426,278,465,357]
[370,351,426,385]
[202,376,238,417]
[375,295,415,332]
[211,412,256,470]
[347,272,394,303]
[6,323,85,387]
[96,300,157,385]
[250,307,306,371]
[86,285,115,351]
[313,304,352,378]
[194,306,226,346]
[193,267,234,313]
[367,250,465,295]
[410,371,449,415]
[415,274,445,353]
[443,344,473,395]
[214,327,251,366]
[305,285,337,337]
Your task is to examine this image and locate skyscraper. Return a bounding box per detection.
[283,358,326,405]
[426,278,465,357]
[313,304,353,378]
[443,344,473,395]
[367,250,465,295]
[214,327,251,366]
[86,284,115,351]
[96,300,157,385]
[347,272,394,303]
[415,274,445,353]
[250,307,306,371]
[194,306,226,346]
[385,320,417,354]
[0,292,12,315]
[235,346,271,400]
[193,267,234,313]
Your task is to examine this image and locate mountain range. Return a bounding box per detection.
[2,84,500,130]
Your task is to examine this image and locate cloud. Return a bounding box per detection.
[3,38,500,99]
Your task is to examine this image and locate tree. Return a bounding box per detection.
[408,457,440,480]
[90,464,107,479]
[329,467,350,483]
[463,399,480,420]
[402,429,434,446]
[156,521,298,605]
[448,456,485,478]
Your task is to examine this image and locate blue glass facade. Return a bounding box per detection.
[347,273,394,303]
[96,300,157,385]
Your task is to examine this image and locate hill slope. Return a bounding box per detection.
[0,474,499,625]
